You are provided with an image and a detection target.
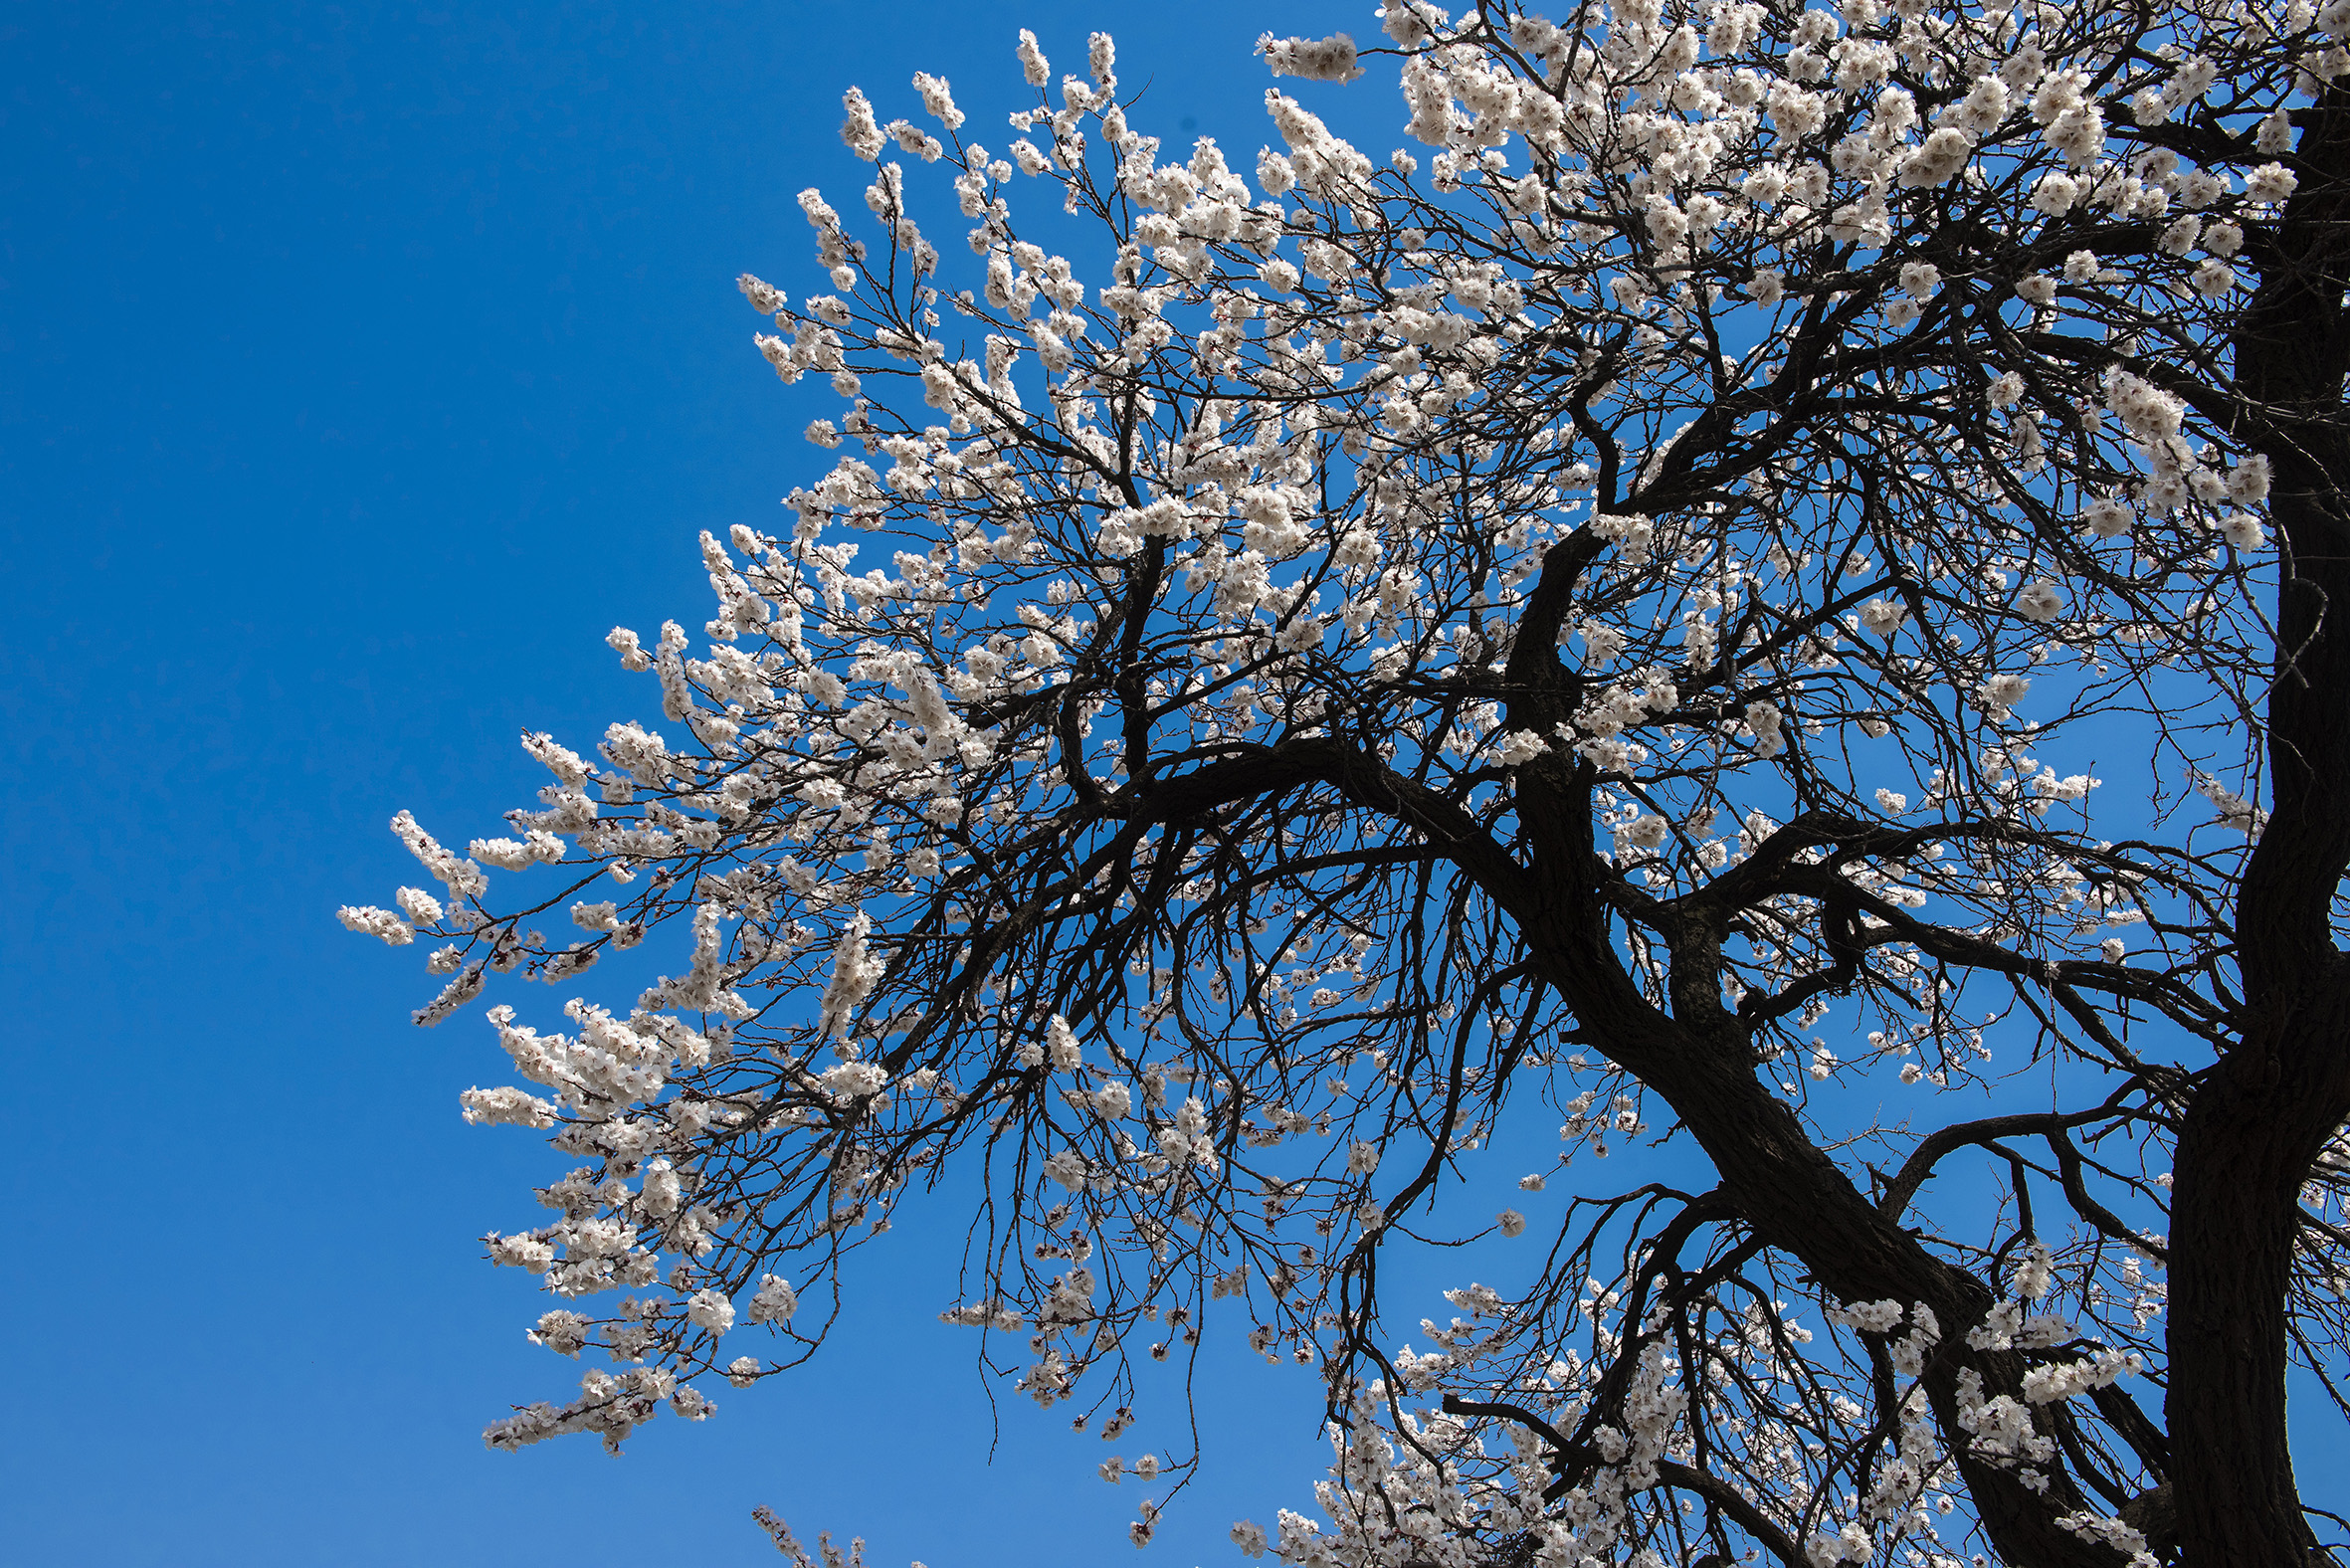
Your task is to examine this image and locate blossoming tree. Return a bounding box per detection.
[345,4,2350,1564]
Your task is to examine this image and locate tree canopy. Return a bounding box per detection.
[346,5,2350,1564]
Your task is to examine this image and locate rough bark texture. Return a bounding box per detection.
[2170,86,2350,1568]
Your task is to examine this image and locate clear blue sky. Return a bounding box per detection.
[7,4,2343,1566]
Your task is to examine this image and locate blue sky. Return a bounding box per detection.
[7,4,2345,1566]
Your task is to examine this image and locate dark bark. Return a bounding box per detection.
[1493,764,2123,1567]
[1643,1042,2109,1563]
[2121,1482,2179,1562]
[2169,85,2350,1568]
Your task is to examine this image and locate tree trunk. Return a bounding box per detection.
[2171,84,2350,1568]
[2169,991,2350,1567]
